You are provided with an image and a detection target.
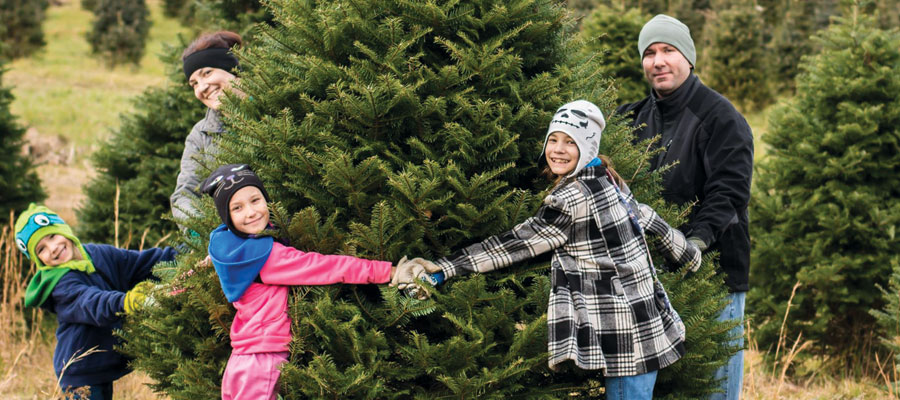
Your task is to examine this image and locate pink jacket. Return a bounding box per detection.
[229,242,392,354]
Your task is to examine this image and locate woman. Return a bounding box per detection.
[171,31,244,227]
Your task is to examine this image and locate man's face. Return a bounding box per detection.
[642,42,692,98]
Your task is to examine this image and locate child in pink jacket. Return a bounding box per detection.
[201,164,397,400]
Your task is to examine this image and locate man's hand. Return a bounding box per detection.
[687,236,708,252]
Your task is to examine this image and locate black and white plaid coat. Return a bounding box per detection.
[435,165,701,377]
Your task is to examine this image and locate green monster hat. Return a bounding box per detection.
[15,203,94,307]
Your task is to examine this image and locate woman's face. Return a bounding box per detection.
[545,131,580,176]
[228,186,270,235]
[189,67,238,110]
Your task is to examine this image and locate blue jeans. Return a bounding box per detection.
[70,382,113,400]
[710,291,746,400]
[606,369,658,400]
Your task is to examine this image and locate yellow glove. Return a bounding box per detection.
[124,281,155,314]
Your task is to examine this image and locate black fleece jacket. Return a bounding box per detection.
[617,74,753,292]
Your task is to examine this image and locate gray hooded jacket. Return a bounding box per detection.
[171,108,225,226]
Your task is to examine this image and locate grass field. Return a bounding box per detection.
[6,0,189,227]
[1,1,893,399]
[7,0,188,149]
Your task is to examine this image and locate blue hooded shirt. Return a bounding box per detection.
[208,224,274,302]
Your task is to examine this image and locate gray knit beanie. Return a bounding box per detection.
[638,14,696,67]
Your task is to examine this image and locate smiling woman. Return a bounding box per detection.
[170,31,244,229]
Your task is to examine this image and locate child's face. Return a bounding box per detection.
[35,234,81,267]
[545,131,579,176]
[229,186,270,235]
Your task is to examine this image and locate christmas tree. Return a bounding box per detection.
[767,0,820,93]
[0,60,45,221]
[749,5,900,359]
[0,0,49,59]
[86,0,151,66]
[699,1,772,111]
[121,0,737,398]
[164,0,269,38]
[76,42,204,246]
[579,4,649,104]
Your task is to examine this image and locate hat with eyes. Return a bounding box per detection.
[14,203,92,271]
[542,100,606,177]
[201,164,271,237]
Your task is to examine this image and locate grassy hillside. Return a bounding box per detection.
[7,0,188,147]
[5,0,189,226]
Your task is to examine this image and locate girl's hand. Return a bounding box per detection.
[410,258,442,274]
[390,256,427,289]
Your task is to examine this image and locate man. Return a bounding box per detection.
[616,14,754,400]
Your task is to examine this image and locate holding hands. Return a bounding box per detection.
[390,256,444,299]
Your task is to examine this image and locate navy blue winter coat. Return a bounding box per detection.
[41,244,176,388]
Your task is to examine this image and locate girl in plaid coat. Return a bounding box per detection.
[398,100,702,399]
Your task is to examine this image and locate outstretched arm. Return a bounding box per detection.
[637,203,701,272]
[259,242,392,286]
[434,194,572,279]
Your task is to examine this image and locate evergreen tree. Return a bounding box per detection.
[76,42,205,246]
[699,1,772,111]
[0,0,49,59]
[594,0,668,15]
[768,0,819,93]
[757,0,785,32]
[167,0,269,37]
[579,4,649,104]
[162,0,189,18]
[81,0,97,11]
[667,0,710,48]
[86,0,151,66]
[0,62,45,221]
[121,0,737,398]
[871,0,900,30]
[749,6,900,360]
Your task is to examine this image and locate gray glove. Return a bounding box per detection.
[687,236,708,252]
[391,256,425,290]
[410,257,442,274]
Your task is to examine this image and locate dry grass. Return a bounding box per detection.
[741,281,894,399]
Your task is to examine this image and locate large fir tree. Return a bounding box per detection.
[86,0,151,66]
[0,61,45,221]
[767,0,820,93]
[76,43,204,246]
[579,4,649,104]
[121,0,736,398]
[749,6,900,359]
[165,0,269,37]
[0,0,49,59]
[699,1,772,111]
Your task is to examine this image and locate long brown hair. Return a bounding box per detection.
[543,154,623,186]
[182,31,243,60]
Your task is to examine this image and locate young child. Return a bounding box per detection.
[14,204,177,399]
[396,100,701,400]
[201,164,397,400]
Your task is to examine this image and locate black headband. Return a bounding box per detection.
[183,47,240,81]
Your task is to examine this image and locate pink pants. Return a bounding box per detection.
[221,351,289,400]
